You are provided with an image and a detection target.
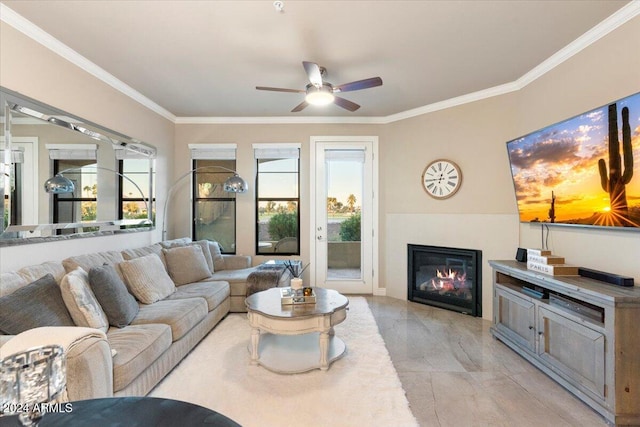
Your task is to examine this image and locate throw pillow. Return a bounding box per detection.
[159,237,192,249]
[163,245,212,286]
[208,241,225,271]
[121,243,167,270]
[60,267,109,333]
[0,274,75,335]
[88,264,139,328]
[118,254,176,304]
[192,240,214,273]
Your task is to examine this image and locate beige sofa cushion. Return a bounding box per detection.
[121,243,167,269]
[1,326,107,357]
[60,267,109,333]
[17,261,66,285]
[0,272,27,298]
[63,252,125,277]
[165,281,230,312]
[192,240,214,273]
[107,324,172,392]
[119,254,175,304]
[208,241,225,271]
[160,237,192,248]
[163,245,212,286]
[211,267,258,296]
[131,298,207,342]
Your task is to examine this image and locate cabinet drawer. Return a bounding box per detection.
[538,305,606,400]
[495,285,536,351]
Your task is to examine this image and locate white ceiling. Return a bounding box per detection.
[1,1,635,121]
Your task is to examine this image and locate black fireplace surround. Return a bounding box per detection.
[408,244,482,317]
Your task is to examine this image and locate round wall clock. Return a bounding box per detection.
[421,159,462,199]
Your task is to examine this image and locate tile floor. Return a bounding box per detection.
[364,296,609,427]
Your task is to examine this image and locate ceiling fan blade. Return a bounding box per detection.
[333,77,383,93]
[302,61,323,87]
[333,96,360,112]
[291,101,309,112]
[256,86,305,93]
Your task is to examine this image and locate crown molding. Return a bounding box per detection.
[2,1,638,126]
[174,116,385,124]
[381,81,520,124]
[0,3,176,123]
[516,0,640,88]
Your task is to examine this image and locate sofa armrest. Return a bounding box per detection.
[0,327,113,401]
[221,254,252,270]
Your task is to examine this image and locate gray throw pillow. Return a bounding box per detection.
[89,264,139,328]
[0,273,75,335]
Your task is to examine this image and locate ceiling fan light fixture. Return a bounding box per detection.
[305,85,334,106]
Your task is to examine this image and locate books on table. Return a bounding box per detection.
[526,249,578,276]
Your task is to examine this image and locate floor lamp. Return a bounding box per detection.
[162,166,248,240]
[43,166,152,224]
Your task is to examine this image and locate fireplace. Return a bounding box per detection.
[408,244,482,316]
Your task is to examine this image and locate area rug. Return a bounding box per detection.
[150,297,418,427]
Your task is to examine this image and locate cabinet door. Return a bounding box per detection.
[537,305,605,400]
[494,285,536,351]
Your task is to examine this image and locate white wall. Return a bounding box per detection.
[0,22,174,272]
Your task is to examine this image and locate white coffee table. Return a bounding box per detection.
[245,287,349,373]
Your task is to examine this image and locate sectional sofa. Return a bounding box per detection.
[0,237,259,401]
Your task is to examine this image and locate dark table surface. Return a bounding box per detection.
[0,397,241,427]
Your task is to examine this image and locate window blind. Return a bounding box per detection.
[324,149,365,163]
[189,143,237,160]
[0,148,24,163]
[253,143,300,159]
[46,144,97,160]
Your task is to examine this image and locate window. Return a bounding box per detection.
[254,144,300,255]
[48,144,98,234]
[118,158,155,227]
[190,144,238,254]
[52,159,98,234]
[1,148,23,229]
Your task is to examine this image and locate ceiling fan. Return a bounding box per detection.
[256,61,383,112]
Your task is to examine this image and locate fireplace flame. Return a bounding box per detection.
[431,269,468,292]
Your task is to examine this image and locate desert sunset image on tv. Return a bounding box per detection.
[507,92,640,229]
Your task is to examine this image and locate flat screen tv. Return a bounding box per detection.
[506,91,640,231]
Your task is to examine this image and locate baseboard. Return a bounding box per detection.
[373,287,386,296]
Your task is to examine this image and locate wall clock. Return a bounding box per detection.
[421,159,462,199]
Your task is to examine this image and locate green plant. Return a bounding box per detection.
[339,212,361,241]
[268,212,297,240]
[598,104,633,219]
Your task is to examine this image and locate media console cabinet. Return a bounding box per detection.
[489,260,640,425]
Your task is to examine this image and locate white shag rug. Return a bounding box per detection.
[150,297,418,427]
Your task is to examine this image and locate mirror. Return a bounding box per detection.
[0,87,157,246]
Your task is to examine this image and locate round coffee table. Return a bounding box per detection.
[245,287,349,373]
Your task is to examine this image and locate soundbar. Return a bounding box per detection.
[578,267,634,287]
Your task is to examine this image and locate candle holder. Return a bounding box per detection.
[0,345,66,426]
